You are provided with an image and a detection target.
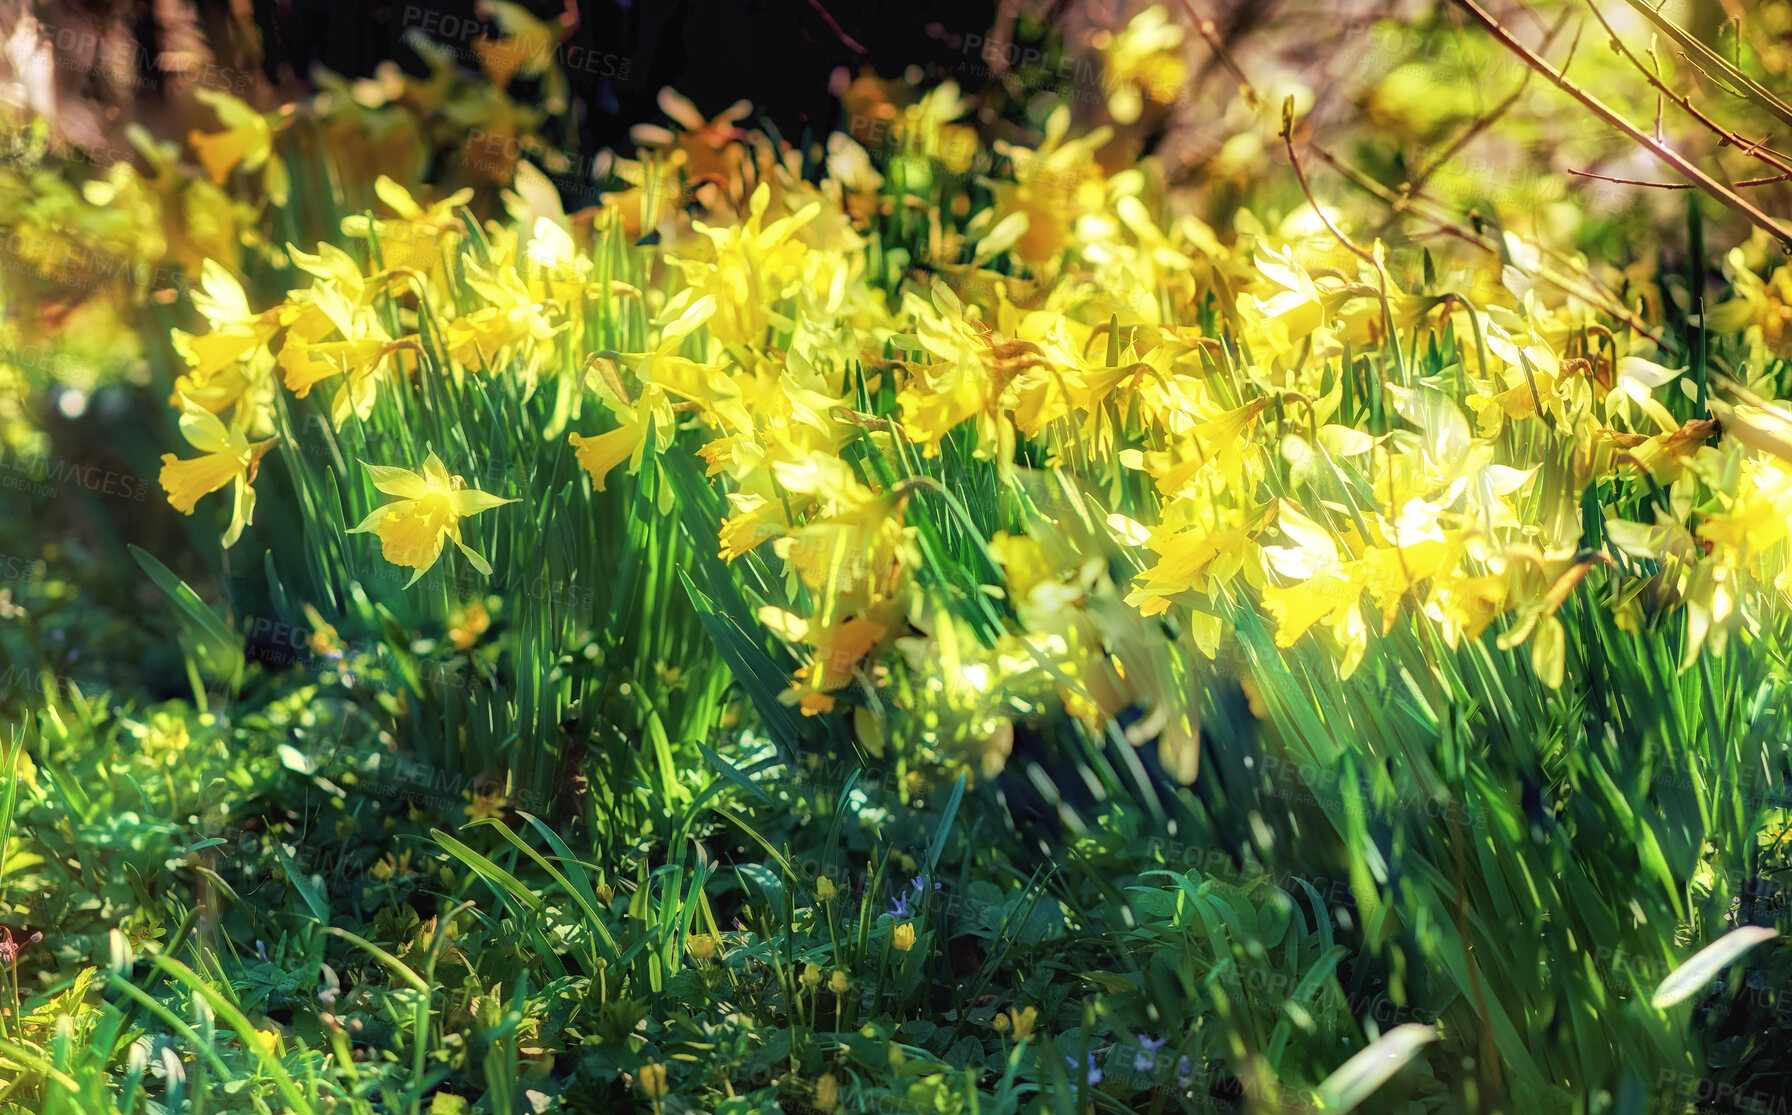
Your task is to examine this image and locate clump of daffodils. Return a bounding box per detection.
[136,56,1792,787]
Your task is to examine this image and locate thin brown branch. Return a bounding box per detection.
[1172,0,1260,107]
[1282,115,1377,271]
[1379,8,1573,241]
[1583,0,1792,180]
[1449,0,1792,249]
[803,0,866,54]
[1568,169,1691,190]
[1309,143,1667,344]
[1620,0,1792,131]
[1407,55,1539,196]
[1568,168,1792,190]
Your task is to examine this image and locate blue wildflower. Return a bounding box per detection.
[891,876,938,920]
[1133,1034,1167,1073]
[1066,1053,1103,1087]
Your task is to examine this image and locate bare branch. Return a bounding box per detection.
[1172,0,1260,108]
[1568,168,1792,190]
[1582,0,1792,180]
[1620,0,1792,131]
[1448,0,1792,249]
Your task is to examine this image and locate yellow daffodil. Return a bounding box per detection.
[989,106,1111,266]
[187,89,290,205]
[170,261,284,389]
[349,452,517,585]
[159,396,277,548]
[474,0,569,99]
[628,88,752,196]
[759,605,891,715]
[444,260,561,380]
[341,176,473,276]
[569,419,646,493]
[637,1063,669,1100]
[1096,5,1189,124]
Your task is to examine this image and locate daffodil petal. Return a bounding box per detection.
[452,536,493,576]
[349,502,402,534]
[160,451,244,515]
[420,451,455,492]
[361,463,431,500]
[450,489,517,516]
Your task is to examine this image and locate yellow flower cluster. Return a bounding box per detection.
[130,61,1792,783]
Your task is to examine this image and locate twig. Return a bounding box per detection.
[1448,0,1792,249]
[1406,66,1536,199]
[1308,143,1666,344]
[1582,0,1792,180]
[1568,169,1692,190]
[1619,0,1792,131]
[803,0,866,53]
[1172,0,1261,107]
[1568,168,1792,190]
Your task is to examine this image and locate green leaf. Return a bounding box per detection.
[698,742,774,806]
[128,544,240,661]
[1315,1023,1435,1112]
[1652,926,1778,1010]
[271,840,329,924]
[926,771,966,878]
[432,828,546,914]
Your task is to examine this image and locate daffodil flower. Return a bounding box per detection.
[170,260,284,387]
[473,0,570,100]
[569,293,730,493]
[349,452,517,586]
[1098,6,1188,124]
[341,176,473,276]
[988,105,1111,265]
[158,397,277,547]
[187,89,290,204]
[444,261,560,378]
[569,417,645,493]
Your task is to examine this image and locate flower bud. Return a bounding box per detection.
[1008,1005,1038,1040]
[638,1062,669,1099]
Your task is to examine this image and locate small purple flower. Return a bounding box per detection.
[1066,1053,1103,1087]
[1176,1056,1192,1089]
[1133,1034,1167,1073]
[890,875,938,920]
